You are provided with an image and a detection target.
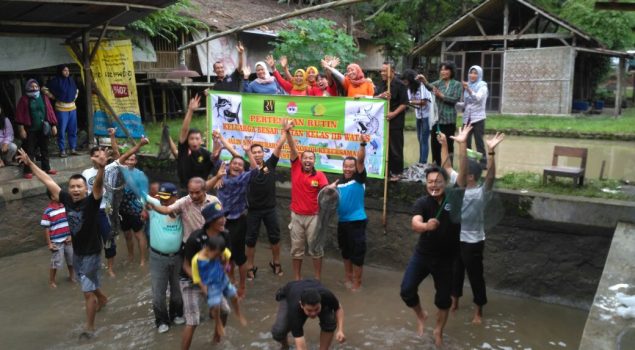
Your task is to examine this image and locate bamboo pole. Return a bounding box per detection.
[178,0,367,51]
[382,64,392,229]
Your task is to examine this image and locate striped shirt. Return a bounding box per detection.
[41,201,71,242]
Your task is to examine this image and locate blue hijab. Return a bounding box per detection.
[464,65,487,102]
[47,64,77,103]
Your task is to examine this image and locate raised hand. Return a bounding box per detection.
[486,132,505,151]
[236,41,244,53]
[282,118,294,132]
[241,138,252,153]
[416,74,427,83]
[265,54,275,69]
[188,94,201,112]
[107,127,117,137]
[140,137,149,146]
[242,66,251,79]
[279,56,288,69]
[331,56,340,68]
[91,149,108,168]
[16,148,32,167]
[212,129,221,139]
[320,59,330,69]
[450,124,473,144]
[436,132,447,145]
[217,162,227,178]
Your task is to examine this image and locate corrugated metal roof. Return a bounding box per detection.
[0,0,176,39]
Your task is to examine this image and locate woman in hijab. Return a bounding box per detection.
[242,61,284,95]
[420,61,463,166]
[266,55,320,96]
[44,64,79,157]
[16,79,58,178]
[321,59,374,98]
[462,65,489,168]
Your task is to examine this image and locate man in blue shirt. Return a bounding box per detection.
[146,182,185,334]
[328,134,370,291]
[207,132,257,299]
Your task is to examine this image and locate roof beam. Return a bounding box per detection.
[2,0,162,11]
[469,14,487,36]
[178,0,366,51]
[517,15,538,36]
[595,2,635,11]
[0,20,124,30]
[66,6,129,40]
[439,33,573,42]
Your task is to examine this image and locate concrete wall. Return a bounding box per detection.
[502,47,575,115]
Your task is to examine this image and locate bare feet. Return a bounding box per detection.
[416,310,428,336]
[107,268,116,278]
[49,281,57,289]
[450,296,459,313]
[215,323,225,339]
[472,306,483,325]
[433,328,443,347]
[237,314,247,326]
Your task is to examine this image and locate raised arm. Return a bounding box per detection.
[436,132,454,175]
[179,94,201,144]
[216,132,240,158]
[321,60,345,84]
[118,137,149,164]
[206,162,226,191]
[91,150,108,201]
[271,130,287,158]
[283,119,298,161]
[237,41,244,75]
[356,134,369,173]
[16,148,61,201]
[107,127,121,159]
[279,56,293,81]
[484,132,504,190]
[241,139,258,169]
[450,124,472,188]
[168,135,178,158]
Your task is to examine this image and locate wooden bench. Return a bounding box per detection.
[543,146,588,186]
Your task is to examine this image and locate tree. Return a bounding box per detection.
[127,0,207,42]
[271,18,363,69]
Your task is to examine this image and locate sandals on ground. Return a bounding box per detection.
[247,266,258,281]
[269,261,284,276]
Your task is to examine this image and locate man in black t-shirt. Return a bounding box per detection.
[271,279,346,349]
[212,42,244,92]
[177,94,213,188]
[244,128,288,279]
[17,148,108,339]
[375,62,409,181]
[399,126,470,347]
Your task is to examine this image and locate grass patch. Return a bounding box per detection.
[496,171,632,201]
[404,108,635,136]
[123,114,208,155]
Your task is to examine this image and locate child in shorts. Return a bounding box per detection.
[192,235,246,342]
[41,190,75,288]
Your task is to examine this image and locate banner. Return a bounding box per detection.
[90,40,144,138]
[208,92,388,178]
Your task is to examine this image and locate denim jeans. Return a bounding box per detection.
[416,118,430,164]
[150,250,184,327]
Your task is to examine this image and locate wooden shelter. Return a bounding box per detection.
[412,0,632,115]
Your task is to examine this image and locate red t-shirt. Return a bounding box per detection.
[290,158,328,215]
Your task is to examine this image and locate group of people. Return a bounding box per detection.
[14,44,503,348]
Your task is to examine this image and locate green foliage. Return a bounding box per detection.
[127,0,207,41]
[559,0,635,50]
[363,10,413,59]
[271,18,363,69]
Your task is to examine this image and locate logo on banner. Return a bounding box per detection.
[264,100,275,113]
[111,84,129,98]
[286,102,298,115]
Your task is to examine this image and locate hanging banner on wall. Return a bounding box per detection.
[90,40,144,138]
[208,92,387,178]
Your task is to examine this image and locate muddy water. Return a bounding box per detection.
[0,242,586,350]
[404,132,635,181]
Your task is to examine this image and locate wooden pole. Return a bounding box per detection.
[382,64,392,229]
[178,0,367,51]
[82,30,94,146]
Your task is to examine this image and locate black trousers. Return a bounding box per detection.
[451,241,488,306]
[430,123,456,167]
[226,214,247,266]
[24,129,50,173]
[388,127,404,175]
[466,119,486,167]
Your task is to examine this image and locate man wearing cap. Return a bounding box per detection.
[150,176,220,241]
[180,201,231,349]
[145,182,185,334]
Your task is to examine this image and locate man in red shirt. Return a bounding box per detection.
[284,120,329,280]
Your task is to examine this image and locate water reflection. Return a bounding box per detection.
[404,132,635,181]
[0,244,586,349]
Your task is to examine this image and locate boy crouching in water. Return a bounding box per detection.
[42,189,75,287]
[191,234,247,342]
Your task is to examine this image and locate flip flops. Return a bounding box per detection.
[269,261,283,276]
